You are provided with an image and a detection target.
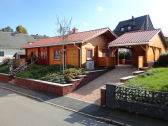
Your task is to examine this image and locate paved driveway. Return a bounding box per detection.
[67,65,137,104]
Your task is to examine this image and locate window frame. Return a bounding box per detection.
[0,51,4,57]
[120,27,125,32]
[86,48,94,61]
[54,50,61,60]
[128,26,132,31]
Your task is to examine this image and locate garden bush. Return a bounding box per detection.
[0,65,10,74]
[41,73,67,84]
[157,52,168,67]
[119,51,131,59]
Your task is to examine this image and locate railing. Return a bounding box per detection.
[105,84,168,120]
[98,57,116,67]
[10,59,38,76]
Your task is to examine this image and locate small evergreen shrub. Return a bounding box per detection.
[157,52,168,67]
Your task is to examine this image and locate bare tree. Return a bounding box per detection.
[55,16,72,74]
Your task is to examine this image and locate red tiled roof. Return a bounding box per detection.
[109,29,161,47]
[22,27,116,48]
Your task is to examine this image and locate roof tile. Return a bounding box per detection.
[22,27,113,48]
[109,29,160,47]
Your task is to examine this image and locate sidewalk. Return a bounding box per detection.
[0,82,167,126]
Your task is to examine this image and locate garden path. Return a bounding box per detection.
[66,65,137,104]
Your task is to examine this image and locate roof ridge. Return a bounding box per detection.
[118,15,148,24]
[37,27,110,40]
[72,27,109,34]
[124,29,160,34]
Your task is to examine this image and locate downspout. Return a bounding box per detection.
[74,43,82,68]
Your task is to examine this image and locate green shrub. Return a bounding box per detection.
[0,65,10,74]
[16,71,34,79]
[119,51,131,59]
[41,73,67,84]
[65,68,80,76]
[157,52,168,67]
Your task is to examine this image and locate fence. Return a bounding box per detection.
[105,83,168,120]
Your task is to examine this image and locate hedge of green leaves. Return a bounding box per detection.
[157,52,168,67]
[119,52,131,60]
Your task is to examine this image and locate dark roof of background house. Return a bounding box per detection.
[0,31,35,49]
[114,15,154,36]
[31,34,49,40]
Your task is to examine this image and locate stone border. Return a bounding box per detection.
[4,69,108,96]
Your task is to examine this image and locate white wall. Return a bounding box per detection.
[0,49,25,62]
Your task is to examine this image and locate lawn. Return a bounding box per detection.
[124,67,168,92]
[16,64,85,84]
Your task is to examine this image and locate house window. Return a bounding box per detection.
[128,26,132,31]
[41,51,47,59]
[87,49,93,60]
[54,50,61,60]
[0,51,4,57]
[120,27,125,32]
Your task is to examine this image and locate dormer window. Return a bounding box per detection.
[120,27,125,32]
[128,26,132,31]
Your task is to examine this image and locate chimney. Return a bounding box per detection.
[72,27,78,34]
[132,16,134,20]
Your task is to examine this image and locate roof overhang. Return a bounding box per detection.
[108,42,148,47]
[22,41,82,49]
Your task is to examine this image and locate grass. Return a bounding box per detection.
[124,67,168,92]
[0,65,10,74]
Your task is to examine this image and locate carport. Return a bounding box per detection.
[108,29,167,68]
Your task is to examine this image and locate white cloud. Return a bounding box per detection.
[83,22,90,28]
[97,6,104,12]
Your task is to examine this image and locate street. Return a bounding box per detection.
[0,88,111,126]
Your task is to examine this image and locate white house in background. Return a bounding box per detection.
[0,31,35,62]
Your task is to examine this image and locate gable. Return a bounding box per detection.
[149,32,167,52]
[114,15,155,36]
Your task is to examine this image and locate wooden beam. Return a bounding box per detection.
[140,45,146,51]
[151,46,156,61]
[111,47,118,57]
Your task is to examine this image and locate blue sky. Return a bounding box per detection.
[0,0,168,36]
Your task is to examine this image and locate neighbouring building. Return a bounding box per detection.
[114,15,154,36]
[0,31,35,62]
[21,28,117,68]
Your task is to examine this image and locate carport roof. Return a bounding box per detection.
[109,29,161,47]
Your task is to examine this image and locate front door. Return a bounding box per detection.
[39,48,49,65]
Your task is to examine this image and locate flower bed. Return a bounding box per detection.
[16,65,85,84]
[13,69,108,96]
